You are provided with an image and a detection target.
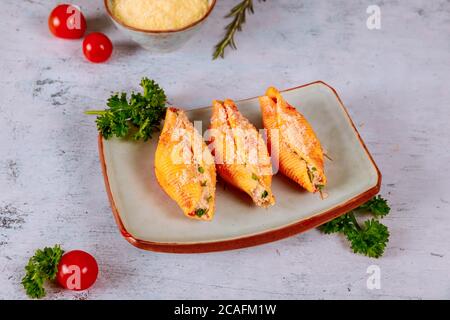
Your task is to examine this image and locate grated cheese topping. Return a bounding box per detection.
[112,0,209,31]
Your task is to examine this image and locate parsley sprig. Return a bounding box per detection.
[359,195,391,218]
[213,0,266,59]
[21,245,64,299]
[320,196,391,258]
[85,78,167,141]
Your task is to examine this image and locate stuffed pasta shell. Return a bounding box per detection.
[259,87,326,193]
[155,108,216,220]
[209,99,275,207]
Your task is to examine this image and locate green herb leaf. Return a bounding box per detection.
[347,219,390,258]
[198,166,205,174]
[307,167,315,184]
[261,190,269,199]
[320,214,354,234]
[85,78,167,141]
[319,196,391,258]
[358,195,390,218]
[21,245,64,299]
[195,208,208,217]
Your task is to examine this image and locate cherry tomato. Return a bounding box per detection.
[57,250,98,291]
[48,4,87,39]
[82,32,113,63]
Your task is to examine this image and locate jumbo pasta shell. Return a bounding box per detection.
[259,87,326,193]
[155,108,216,220]
[210,99,275,207]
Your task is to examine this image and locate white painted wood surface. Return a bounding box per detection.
[0,0,449,299]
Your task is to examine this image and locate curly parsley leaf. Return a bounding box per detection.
[320,213,354,234]
[21,245,64,299]
[358,195,390,218]
[347,219,389,258]
[86,78,167,141]
[319,196,391,258]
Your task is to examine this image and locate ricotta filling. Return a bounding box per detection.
[252,182,271,207]
[193,165,213,218]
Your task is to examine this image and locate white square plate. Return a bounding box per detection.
[99,82,381,253]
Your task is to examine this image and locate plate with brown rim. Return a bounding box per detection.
[98,81,381,253]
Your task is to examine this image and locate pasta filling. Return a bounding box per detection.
[307,164,324,191]
[193,165,213,218]
[252,182,271,207]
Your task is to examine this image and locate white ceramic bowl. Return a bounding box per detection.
[104,0,216,53]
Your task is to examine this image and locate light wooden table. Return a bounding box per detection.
[1,0,449,299]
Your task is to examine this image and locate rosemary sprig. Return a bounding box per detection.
[213,0,266,60]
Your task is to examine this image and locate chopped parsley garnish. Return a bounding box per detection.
[198,166,205,174]
[195,208,208,217]
[252,173,258,180]
[307,167,315,184]
[261,190,269,199]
